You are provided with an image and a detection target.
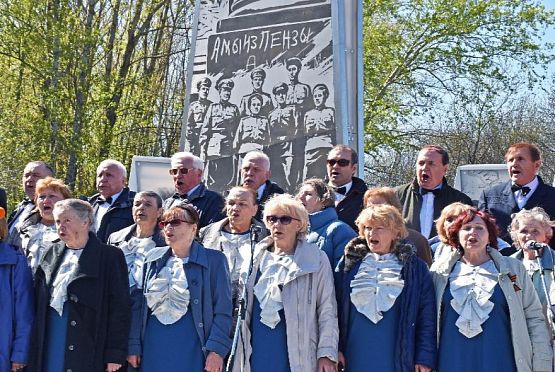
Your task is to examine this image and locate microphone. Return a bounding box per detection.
[524,240,550,250]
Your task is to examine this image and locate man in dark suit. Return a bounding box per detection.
[239,150,284,221]
[479,142,555,252]
[89,159,135,243]
[8,161,53,236]
[395,145,473,239]
[326,145,367,231]
[163,151,225,228]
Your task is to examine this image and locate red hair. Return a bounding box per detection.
[447,208,499,251]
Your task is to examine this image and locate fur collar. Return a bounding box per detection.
[343,237,414,271]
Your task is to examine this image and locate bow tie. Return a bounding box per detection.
[98,196,113,205]
[421,188,440,196]
[173,193,188,201]
[335,186,347,195]
[511,184,531,196]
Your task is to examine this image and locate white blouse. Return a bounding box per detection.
[449,260,499,338]
[350,252,404,324]
[119,236,156,289]
[22,223,58,275]
[144,256,190,325]
[253,251,295,329]
[50,248,83,315]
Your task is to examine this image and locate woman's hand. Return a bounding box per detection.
[204,351,223,372]
[337,352,346,372]
[415,364,431,372]
[127,355,141,369]
[106,363,122,371]
[11,363,26,371]
[317,357,336,372]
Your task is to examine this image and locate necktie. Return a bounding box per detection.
[335,186,347,195]
[511,184,531,196]
[98,196,113,205]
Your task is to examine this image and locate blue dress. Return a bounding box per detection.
[43,305,69,372]
[141,308,204,371]
[344,290,401,371]
[438,284,517,372]
[249,271,291,372]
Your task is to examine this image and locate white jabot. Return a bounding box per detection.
[144,256,190,325]
[350,252,404,323]
[514,176,539,209]
[449,260,499,338]
[23,223,58,275]
[522,257,541,277]
[219,231,252,286]
[253,251,294,329]
[119,236,157,289]
[50,249,83,315]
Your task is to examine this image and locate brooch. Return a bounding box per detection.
[508,273,521,292]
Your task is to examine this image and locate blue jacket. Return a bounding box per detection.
[335,238,437,371]
[163,183,225,229]
[0,243,34,371]
[128,241,232,359]
[307,207,357,269]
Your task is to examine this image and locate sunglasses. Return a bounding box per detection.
[169,167,195,176]
[265,215,300,225]
[158,219,192,228]
[326,159,350,167]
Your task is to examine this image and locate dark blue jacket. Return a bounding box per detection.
[335,177,367,231]
[335,238,437,371]
[479,176,555,246]
[163,183,225,229]
[89,187,136,243]
[307,207,357,269]
[128,241,232,359]
[0,243,34,371]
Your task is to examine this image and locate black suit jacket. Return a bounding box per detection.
[89,187,136,243]
[478,176,555,245]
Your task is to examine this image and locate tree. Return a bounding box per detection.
[362,0,555,154]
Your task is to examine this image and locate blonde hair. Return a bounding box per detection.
[263,194,309,235]
[509,207,555,248]
[35,177,72,201]
[435,202,473,243]
[355,204,408,244]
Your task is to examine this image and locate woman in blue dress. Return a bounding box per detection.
[296,178,357,269]
[232,194,338,372]
[335,204,437,372]
[127,203,232,372]
[431,208,552,371]
[28,199,130,372]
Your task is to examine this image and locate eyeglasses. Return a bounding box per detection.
[326,159,351,167]
[169,167,195,176]
[265,215,300,225]
[158,219,192,228]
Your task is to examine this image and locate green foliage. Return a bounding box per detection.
[0,0,192,209]
[362,0,555,152]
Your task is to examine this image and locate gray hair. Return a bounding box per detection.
[135,190,163,208]
[509,207,555,248]
[97,159,127,178]
[171,151,204,170]
[53,199,94,227]
[242,151,270,171]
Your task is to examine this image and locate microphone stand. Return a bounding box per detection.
[532,248,555,340]
[226,224,260,372]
